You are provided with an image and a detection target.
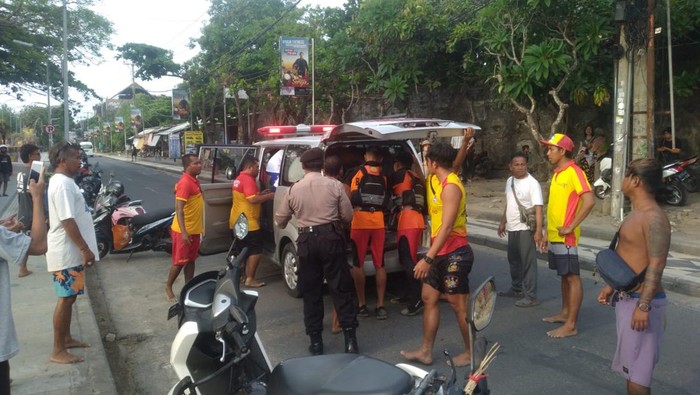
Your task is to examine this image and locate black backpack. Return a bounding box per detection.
[351,166,388,210]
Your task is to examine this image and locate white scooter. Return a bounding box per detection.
[593,156,612,200]
[168,214,499,395]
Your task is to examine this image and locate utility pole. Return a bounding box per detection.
[62,0,69,141]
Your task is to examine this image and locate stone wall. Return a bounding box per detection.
[346,87,699,172]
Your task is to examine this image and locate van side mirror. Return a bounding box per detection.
[225,166,236,180]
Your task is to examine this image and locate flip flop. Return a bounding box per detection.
[244,281,266,288]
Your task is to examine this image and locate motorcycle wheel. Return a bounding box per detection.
[97,236,111,259]
[683,177,698,193]
[281,243,301,298]
[594,185,610,200]
[664,180,688,206]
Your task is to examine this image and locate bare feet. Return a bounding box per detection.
[547,325,578,338]
[18,269,33,278]
[447,351,472,367]
[542,314,567,324]
[400,349,433,365]
[244,280,266,288]
[50,350,84,364]
[65,338,91,349]
[165,288,176,302]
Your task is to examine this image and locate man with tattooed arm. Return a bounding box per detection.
[597,158,670,395]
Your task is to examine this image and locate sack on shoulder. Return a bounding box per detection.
[518,205,537,231]
[595,232,646,292]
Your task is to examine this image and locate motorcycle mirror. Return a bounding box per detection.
[467,276,497,332]
[233,213,249,240]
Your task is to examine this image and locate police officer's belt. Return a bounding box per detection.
[298,223,335,234]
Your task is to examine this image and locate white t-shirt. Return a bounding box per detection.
[46,173,99,271]
[504,174,543,232]
[266,150,284,187]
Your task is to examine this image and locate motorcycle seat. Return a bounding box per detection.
[132,208,174,227]
[268,354,413,395]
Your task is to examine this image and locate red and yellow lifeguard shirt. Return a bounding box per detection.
[230,172,262,231]
[547,161,592,246]
[171,172,204,234]
[427,173,468,255]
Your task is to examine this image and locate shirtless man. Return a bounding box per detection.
[597,159,670,395]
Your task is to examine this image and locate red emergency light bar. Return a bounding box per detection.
[258,124,336,136]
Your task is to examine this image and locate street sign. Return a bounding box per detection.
[45,124,55,134]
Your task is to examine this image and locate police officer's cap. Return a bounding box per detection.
[300,147,323,164]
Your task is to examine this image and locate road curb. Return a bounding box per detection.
[468,224,700,299]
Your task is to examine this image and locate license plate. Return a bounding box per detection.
[678,170,690,181]
[167,303,182,320]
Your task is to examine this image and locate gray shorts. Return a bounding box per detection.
[547,243,580,276]
[0,173,10,183]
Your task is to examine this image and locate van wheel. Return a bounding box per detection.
[282,243,301,298]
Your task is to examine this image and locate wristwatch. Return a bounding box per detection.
[424,256,434,265]
[637,301,652,312]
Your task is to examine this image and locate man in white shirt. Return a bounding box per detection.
[46,142,99,364]
[497,151,543,307]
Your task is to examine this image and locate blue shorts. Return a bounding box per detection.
[52,265,85,297]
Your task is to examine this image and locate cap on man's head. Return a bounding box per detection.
[540,133,574,152]
[0,144,7,149]
[300,147,323,164]
[420,140,432,147]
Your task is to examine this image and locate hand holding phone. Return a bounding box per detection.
[30,160,44,183]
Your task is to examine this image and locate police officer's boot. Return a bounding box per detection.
[309,332,323,355]
[343,328,359,354]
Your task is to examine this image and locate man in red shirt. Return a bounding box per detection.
[230,156,274,287]
[166,154,203,301]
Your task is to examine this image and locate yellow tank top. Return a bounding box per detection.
[427,173,467,244]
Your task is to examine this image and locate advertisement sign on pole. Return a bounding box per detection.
[172,89,190,120]
[183,131,203,154]
[280,36,311,96]
[169,133,181,160]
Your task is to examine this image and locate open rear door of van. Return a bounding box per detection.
[197,144,259,255]
[323,118,481,142]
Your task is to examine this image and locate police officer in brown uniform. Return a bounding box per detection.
[274,148,358,355]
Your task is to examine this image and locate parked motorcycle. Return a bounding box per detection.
[93,179,173,260]
[660,156,697,206]
[593,155,612,200]
[76,162,102,208]
[167,214,499,395]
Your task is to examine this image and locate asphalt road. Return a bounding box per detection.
[88,157,700,394]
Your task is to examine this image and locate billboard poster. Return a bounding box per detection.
[130,108,143,133]
[280,36,310,96]
[172,89,190,120]
[103,122,111,133]
[169,133,181,160]
[115,116,125,131]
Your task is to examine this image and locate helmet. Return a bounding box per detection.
[105,180,124,197]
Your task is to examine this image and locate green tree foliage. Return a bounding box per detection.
[0,0,113,101]
[116,43,183,80]
[459,0,614,142]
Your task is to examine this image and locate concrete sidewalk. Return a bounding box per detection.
[99,152,700,298]
[1,163,117,394]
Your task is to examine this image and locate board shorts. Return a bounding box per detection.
[612,292,667,387]
[171,230,201,266]
[424,245,474,295]
[547,243,580,276]
[351,228,385,269]
[52,265,85,297]
[237,229,264,256]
